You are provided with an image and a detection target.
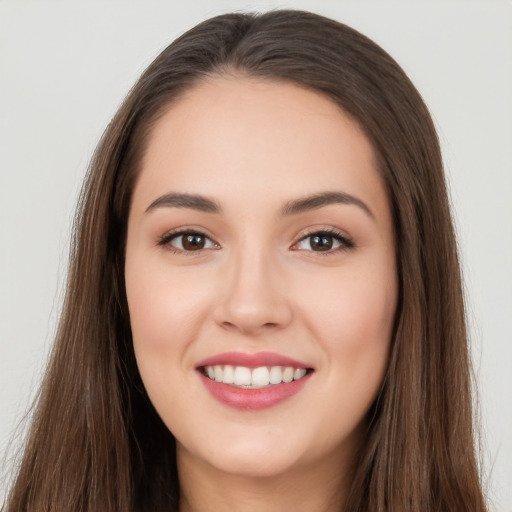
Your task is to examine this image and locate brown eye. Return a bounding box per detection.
[310,234,334,251]
[295,230,354,253]
[181,233,206,250]
[161,231,217,252]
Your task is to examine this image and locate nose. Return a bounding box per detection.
[213,247,293,336]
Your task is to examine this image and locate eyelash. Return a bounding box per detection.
[157,230,219,255]
[157,228,355,256]
[293,228,355,255]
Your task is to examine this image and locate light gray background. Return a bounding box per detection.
[1,1,511,510]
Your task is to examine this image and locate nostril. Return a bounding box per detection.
[219,320,280,334]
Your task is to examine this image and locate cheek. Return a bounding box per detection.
[297,258,397,391]
[126,258,209,350]
[124,255,215,404]
[298,263,396,445]
[302,259,395,334]
[125,258,218,427]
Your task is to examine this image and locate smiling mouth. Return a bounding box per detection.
[200,365,312,389]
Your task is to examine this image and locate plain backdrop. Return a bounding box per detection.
[0,1,511,510]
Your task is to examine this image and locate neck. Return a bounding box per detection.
[177,445,355,512]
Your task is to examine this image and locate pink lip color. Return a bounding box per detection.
[196,351,313,410]
[195,351,309,369]
[199,372,311,410]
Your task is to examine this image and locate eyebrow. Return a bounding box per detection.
[145,193,222,214]
[280,191,375,220]
[145,190,374,220]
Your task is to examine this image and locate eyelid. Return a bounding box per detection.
[156,226,354,256]
[291,227,355,254]
[157,228,220,254]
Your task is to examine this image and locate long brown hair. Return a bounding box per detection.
[4,10,487,511]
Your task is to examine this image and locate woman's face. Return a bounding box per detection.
[125,76,397,479]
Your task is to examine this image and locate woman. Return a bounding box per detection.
[4,10,488,512]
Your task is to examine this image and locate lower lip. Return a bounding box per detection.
[199,372,312,410]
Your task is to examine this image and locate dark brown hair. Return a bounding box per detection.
[4,10,487,511]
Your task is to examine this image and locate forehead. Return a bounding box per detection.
[132,76,388,223]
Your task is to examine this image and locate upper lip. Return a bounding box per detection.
[195,351,311,369]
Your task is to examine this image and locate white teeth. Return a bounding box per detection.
[269,366,283,384]
[282,367,294,383]
[251,367,270,387]
[223,364,234,384]
[203,364,309,388]
[294,368,307,380]
[234,366,252,386]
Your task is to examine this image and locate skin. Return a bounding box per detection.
[125,76,398,512]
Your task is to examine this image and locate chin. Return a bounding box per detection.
[179,429,307,478]
[208,451,301,479]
